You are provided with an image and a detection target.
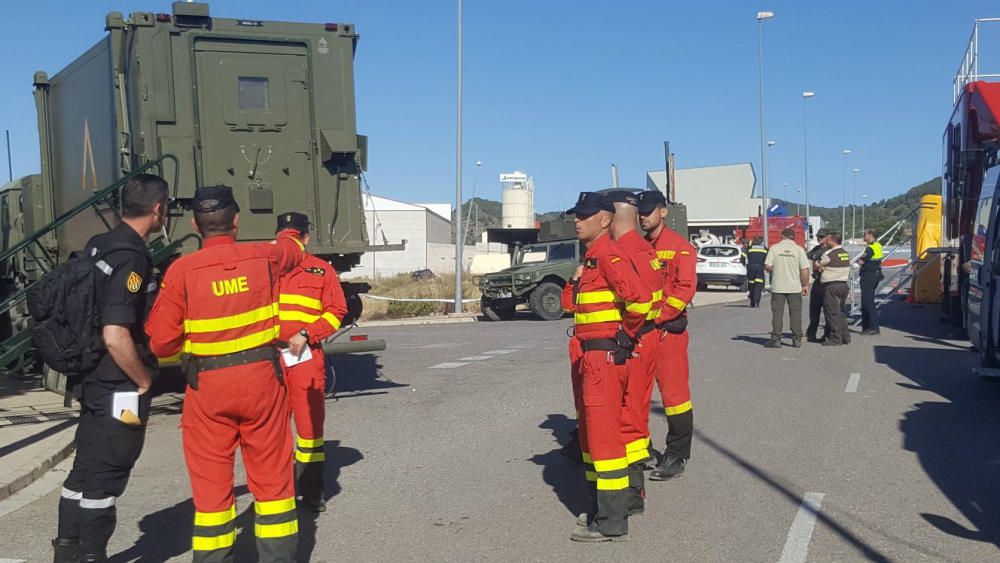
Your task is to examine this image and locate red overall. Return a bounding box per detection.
[146,231,304,563]
[560,233,650,536]
[647,226,697,460]
[277,253,347,503]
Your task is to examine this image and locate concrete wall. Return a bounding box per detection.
[427,243,477,273]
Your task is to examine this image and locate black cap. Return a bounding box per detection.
[637,190,667,214]
[193,185,239,213]
[815,228,830,238]
[601,189,640,207]
[276,211,310,234]
[566,191,613,216]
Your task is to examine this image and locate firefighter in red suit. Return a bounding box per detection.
[603,190,664,514]
[146,186,306,563]
[274,212,347,514]
[560,191,651,542]
[638,190,697,482]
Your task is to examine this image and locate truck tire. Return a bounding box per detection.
[481,297,516,321]
[529,282,564,321]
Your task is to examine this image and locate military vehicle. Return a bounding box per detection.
[0,2,393,376]
[478,238,580,321]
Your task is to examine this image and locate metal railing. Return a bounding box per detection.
[953,18,1000,103]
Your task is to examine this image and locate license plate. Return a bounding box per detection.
[496,290,512,299]
[710,262,725,267]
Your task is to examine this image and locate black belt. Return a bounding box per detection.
[580,338,619,352]
[193,346,278,372]
[636,321,660,339]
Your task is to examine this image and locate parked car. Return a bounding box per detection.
[696,244,747,290]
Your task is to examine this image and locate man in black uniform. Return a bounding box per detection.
[52,174,168,563]
[805,228,830,343]
[857,228,883,335]
[745,237,767,308]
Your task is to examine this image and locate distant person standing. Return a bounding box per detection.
[857,229,883,335]
[764,228,811,348]
[817,232,852,346]
[805,228,831,343]
[745,237,768,308]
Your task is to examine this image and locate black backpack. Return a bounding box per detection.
[27,243,135,387]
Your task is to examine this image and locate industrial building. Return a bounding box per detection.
[344,195,474,279]
[646,163,760,244]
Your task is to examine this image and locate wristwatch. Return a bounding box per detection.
[298,328,309,340]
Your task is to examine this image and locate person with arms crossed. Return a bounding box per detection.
[764,228,811,348]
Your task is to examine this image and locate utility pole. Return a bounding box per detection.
[756,11,774,245]
[5,130,11,182]
[453,0,463,313]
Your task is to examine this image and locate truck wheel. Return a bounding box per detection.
[481,297,516,321]
[529,282,564,321]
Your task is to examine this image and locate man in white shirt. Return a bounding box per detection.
[764,228,811,348]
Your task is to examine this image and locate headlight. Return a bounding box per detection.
[514,273,533,282]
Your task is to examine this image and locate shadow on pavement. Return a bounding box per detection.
[731,334,773,346]
[528,414,593,518]
[873,304,1000,550]
[326,353,407,397]
[297,440,364,563]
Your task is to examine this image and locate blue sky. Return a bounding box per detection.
[2,1,1000,213]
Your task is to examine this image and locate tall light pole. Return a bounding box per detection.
[783,182,789,202]
[757,11,774,245]
[462,160,482,248]
[796,188,802,216]
[767,140,776,216]
[802,91,815,228]
[841,149,852,236]
[851,168,860,242]
[861,193,869,233]
[454,0,464,313]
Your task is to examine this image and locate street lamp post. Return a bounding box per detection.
[851,168,860,242]
[841,149,852,236]
[861,194,869,233]
[757,10,774,245]
[454,0,463,313]
[802,91,815,229]
[796,188,802,216]
[767,140,776,217]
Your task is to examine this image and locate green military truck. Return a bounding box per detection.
[478,238,580,321]
[0,2,392,376]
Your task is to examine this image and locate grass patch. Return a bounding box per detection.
[358,273,482,320]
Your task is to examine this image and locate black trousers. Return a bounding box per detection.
[806,279,826,339]
[747,267,765,307]
[823,282,851,345]
[860,270,881,331]
[59,379,148,557]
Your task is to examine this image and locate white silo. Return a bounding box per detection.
[500,171,535,229]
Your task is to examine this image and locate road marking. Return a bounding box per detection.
[429,362,469,369]
[0,558,27,562]
[458,355,491,361]
[778,492,825,563]
[845,373,861,393]
[482,349,516,355]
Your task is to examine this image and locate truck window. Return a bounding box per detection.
[548,243,575,261]
[238,77,269,111]
[519,245,547,264]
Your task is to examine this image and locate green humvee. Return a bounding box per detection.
[478,238,580,321]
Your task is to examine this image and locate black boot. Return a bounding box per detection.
[79,551,107,562]
[52,538,80,563]
[649,455,688,481]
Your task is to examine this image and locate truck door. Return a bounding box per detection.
[967,185,993,350]
[194,41,315,239]
[984,167,1000,365]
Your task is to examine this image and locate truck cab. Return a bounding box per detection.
[967,165,1000,366]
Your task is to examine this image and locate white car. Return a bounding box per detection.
[696,244,747,290]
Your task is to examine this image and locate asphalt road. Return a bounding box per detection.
[1,298,999,562]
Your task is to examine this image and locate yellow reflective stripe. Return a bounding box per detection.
[657,250,676,260]
[585,471,597,482]
[582,452,593,464]
[184,303,278,334]
[749,248,768,253]
[593,457,628,472]
[279,293,322,311]
[255,520,299,539]
[295,450,326,463]
[194,505,236,527]
[255,497,296,516]
[157,352,183,365]
[297,435,324,448]
[646,309,661,321]
[626,300,652,314]
[321,312,342,330]
[665,400,693,416]
[597,476,631,491]
[184,326,279,356]
[575,290,617,305]
[574,310,622,324]
[278,310,320,323]
[627,448,650,464]
[666,296,687,311]
[626,437,650,453]
[192,530,236,551]
[651,290,663,301]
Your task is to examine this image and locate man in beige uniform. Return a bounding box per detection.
[764,228,811,348]
[817,231,852,346]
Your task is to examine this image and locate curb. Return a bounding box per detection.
[0,427,76,502]
[359,314,482,328]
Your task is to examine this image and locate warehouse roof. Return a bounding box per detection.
[646,163,759,225]
[363,194,451,222]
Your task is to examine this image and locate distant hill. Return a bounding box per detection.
[773,177,941,243]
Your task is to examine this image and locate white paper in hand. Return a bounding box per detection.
[281,345,313,368]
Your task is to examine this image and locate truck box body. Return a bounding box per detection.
[736,216,807,248]
[33,3,371,268]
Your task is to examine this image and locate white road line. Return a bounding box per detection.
[0,456,74,519]
[0,558,27,562]
[482,349,516,355]
[845,373,861,393]
[458,356,491,361]
[428,362,469,369]
[778,492,825,563]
